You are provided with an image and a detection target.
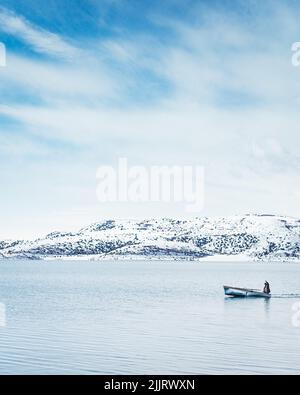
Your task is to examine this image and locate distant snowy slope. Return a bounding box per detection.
[1,215,300,261]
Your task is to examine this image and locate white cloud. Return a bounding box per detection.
[0,54,118,103]
[1,1,300,238]
[0,7,80,60]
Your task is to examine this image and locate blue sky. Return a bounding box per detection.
[0,0,300,239]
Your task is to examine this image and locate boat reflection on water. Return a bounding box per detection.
[264,297,271,315]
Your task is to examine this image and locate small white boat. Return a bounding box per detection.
[224,285,271,298]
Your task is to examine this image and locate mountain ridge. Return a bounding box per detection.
[1,214,300,261]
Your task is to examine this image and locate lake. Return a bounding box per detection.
[0,260,299,374]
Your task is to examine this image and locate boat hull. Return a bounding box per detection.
[224,286,271,298]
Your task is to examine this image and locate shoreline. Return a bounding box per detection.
[0,254,299,263]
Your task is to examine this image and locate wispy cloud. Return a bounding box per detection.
[0,54,119,105]
[0,6,80,60]
[1,0,300,238]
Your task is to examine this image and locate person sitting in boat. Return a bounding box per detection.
[263,281,271,294]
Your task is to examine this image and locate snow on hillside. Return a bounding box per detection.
[1,214,300,261]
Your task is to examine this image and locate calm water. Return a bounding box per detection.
[0,260,299,375]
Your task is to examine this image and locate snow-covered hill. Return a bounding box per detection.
[1,214,300,261]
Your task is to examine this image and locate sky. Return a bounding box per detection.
[0,0,300,239]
